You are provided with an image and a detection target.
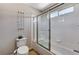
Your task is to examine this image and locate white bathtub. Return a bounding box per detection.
[51,43,79,55]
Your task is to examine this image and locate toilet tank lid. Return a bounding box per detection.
[16,38,27,41]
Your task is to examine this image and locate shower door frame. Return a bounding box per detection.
[36,13,51,51]
[35,3,64,51]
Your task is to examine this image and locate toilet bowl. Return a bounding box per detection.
[17,46,29,55]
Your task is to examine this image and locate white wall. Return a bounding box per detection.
[0,3,40,54]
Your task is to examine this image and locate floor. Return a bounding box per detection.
[29,49,40,55]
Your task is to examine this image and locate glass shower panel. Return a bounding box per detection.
[51,4,79,54]
[38,13,49,49]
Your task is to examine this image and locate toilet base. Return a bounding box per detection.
[13,46,29,55]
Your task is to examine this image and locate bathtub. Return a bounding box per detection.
[51,43,79,55]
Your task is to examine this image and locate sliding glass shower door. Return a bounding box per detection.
[35,4,79,55]
[37,13,50,49]
[50,4,79,54]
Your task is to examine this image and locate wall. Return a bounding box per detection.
[0,3,40,54]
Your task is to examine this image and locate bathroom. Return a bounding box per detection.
[1,3,79,55]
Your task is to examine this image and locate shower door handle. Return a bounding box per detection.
[73,50,79,53]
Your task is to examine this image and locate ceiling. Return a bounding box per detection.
[26,3,56,11]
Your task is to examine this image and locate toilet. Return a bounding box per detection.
[14,36,29,55]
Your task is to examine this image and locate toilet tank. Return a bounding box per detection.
[16,38,27,48]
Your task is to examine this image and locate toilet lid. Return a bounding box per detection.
[17,46,29,54]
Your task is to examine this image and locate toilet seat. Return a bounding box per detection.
[17,46,29,55]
